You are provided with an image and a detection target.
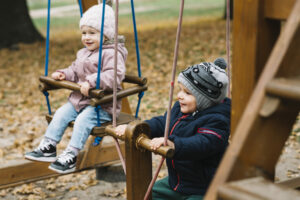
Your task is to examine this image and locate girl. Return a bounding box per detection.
[25,4,127,174]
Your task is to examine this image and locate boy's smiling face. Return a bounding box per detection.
[177,83,197,114]
[81,25,100,51]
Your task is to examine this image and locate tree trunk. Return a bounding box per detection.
[223,0,233,20]
[0,0,43,49]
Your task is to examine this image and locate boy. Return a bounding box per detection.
[116,58,230,199]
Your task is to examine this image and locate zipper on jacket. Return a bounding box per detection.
[169,114,188,191]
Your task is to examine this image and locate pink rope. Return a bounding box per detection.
[112,0,126,175]
[226,0,231,98]
[143,1,185,199]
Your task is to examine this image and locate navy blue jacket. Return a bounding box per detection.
[146,98,231,195]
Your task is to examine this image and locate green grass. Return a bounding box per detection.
[29,0,225,33]
[27,0,77,10]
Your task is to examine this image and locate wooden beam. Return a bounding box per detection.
[0,142,124,189]
[80,0,98,12]
[218,177,300,199]
[264,0,296,20]
[231,0,280,134]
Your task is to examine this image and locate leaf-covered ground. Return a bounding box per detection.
[0,18,299,199]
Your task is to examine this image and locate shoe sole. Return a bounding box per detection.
[25,155,56,163]
[48,165,76,174]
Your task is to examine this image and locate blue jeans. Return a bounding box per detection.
[45,102,111,149]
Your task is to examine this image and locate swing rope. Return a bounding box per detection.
[43,0,52,115]
[78,0,83,17]
[143,1,185,199]
[226,0,231,98]
[130,0,144,118]
[112,0,126,174]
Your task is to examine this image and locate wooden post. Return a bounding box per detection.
[125,121,152,200]
[80,0,98,12]
[231,0,280,134]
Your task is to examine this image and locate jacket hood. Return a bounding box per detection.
[102,43,128,60]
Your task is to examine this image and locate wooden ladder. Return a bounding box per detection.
[205,0,300,199]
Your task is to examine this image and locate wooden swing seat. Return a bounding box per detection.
[39,74,147,136]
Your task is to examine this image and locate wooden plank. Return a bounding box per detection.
[105,125,175,158]
[231,0,280,134]
[0,142,124,189]
[264,0,296,20]
[266,78,300,101]
[276,176,300,189]
[205,1,300,199]
[218,177,300,200]
[125,121,152,200]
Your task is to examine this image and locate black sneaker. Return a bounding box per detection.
[25,139,57,162]
[48,150,77,174]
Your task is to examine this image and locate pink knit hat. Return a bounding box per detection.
[79,4,115,40]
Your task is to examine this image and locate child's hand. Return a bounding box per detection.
[79,81,91,96]
[115,124,127,136]
[51,72,65,80]
[150,137,175,150]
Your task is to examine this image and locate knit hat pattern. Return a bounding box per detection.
[79,4,115,40]
[178,58,229,111]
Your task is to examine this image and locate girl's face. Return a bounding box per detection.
[177,83,197,114]
[81,25,100,51]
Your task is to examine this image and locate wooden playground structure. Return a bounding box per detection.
[0,0,299,199]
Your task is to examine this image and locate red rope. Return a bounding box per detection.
[143,0,185,199]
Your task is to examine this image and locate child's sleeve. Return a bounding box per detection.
[145,114,166,138]
[86,50,126,90]
[57,50,84,82]
[168,115,230,160]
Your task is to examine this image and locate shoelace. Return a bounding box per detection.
[57,151,74,164]
[36,140,51,151]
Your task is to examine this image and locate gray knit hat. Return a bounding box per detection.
[177,58,229,111]
[79,4,115,39]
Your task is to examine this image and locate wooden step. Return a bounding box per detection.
[46,112,138,136]
[218,177,300,200]
[266,78,300,101]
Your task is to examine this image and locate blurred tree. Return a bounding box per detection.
[223,0,233,20]
[0,0,43,49]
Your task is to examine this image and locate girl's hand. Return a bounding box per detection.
[150,138,175,150]
[79,81,91,96]
[51,72,65,80]
[115,124,127,136]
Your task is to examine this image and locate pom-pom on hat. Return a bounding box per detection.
[177,58,229,111]
[79,4,115,40]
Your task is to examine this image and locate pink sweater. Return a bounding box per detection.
[58,43,127,116]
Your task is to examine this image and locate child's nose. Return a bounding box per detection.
[177,91,183,99]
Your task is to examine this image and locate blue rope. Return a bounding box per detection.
[43,91,52,115]
[130,0,144,118]
[43,0,52,115]
[135,91,144,118]
[78,0,83,17]
[96,1,106,90]
[130,0,142,77]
